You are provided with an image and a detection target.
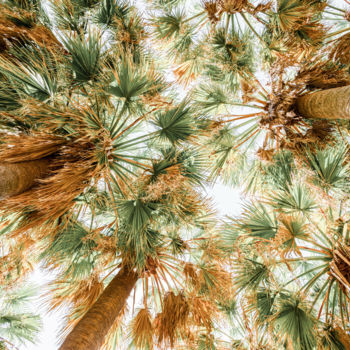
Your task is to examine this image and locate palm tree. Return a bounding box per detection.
[149,0,350,180]
[218,145,350,348]
[0,0,221,348]
[36,167,228,349]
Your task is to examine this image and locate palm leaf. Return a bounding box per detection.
[62,32,102,83]
[153,103,194,145]
[273,293,317,350]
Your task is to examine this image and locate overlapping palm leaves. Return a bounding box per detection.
[3,0,350,349]
[0,284,41,349]
[217,145,350,348]
[0,1,225,349]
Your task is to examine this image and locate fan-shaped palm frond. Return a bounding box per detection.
[304,146,350,192]
[273,293,317,350]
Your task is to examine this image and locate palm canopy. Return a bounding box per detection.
[2,0,350,349]
[145,0,350,186]
[0,0,212,237]
[217,144,350,349]
[0,0,225,348]
[37,179,230,349]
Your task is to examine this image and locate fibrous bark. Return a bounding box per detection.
[59,267,138,350]
[0,159,50,199]
[297,85,350,120]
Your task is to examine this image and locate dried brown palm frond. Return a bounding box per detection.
[188,294,218,331]
[284,22,326,55]
[284,120,334,154]
[199,236,227,263]
[218,0,249,14]
[202,0,220,22]
[237,58,348,158]
[48,274,110,344]
[154,291,189,348]
[0,135,104,234]
[0,235,35,285]
[0,134,66,162]
[173,60,198,87]
[198,262,232,299]
[345,11,350,22]
[330,244,350,293]
[240,80,257,104]
[251,2,272,15]
[272,214,308,257]
[130,308,154,349]
[48,274,104,312]
[334,326,350,349]
[183,262,200,289]
[142,164,186,202]
[257,147,275,162]
[297,63,350,90]
[141,166,212,223]
[0,4,61,53]
[330,32,350,65]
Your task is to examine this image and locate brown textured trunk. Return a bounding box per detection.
[59,267,138,350]
[0,159,50,199]
[335,326,350,350]
[297,85,350,120]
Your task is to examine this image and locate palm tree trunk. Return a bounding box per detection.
[59,266,139,350]
[0,159,50,199]
[296,85,350,119]
[335,326,350,350]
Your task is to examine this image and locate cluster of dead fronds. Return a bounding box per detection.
[0,134,104,231]
[330,244,350,294]
[202,0,271,22]
[0,4,61,54]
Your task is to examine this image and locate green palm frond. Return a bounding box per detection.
[305,146,350,192]
[50,0,84,32]
[239,203,278,240]
[152,9,185,41]
[0,49,58,102]
[0,285,41,346]
[117,199,158,234]
[151,147,206,185]
[271,184,316,214]
[219,219,240,254]
[234,258,270,292]
[62,32,102,83]
[40,219,98,277]
[194,83,233,113]
[273,293,317,350]
[210,29,255,76]
[94,0,130,28]
[117,224,162,269]
[264,151,295,191]
[5,0,40,11]
[153,103,194,145]
[255,288,277,324]
[108,59,163,103]
[274,0,311,32]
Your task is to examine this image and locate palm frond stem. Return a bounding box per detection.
[327,4,346,12]
[240,13,266,46]
[182,11,205,24]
